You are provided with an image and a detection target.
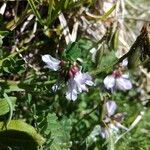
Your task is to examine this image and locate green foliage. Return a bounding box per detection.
[0,97,16,116]
[0,120,45,149]
[40,113,72,150]
[116,109,150,150]
[0,0,149,149]
[65,42,82,61]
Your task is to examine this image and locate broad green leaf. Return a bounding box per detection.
[0,97,16,116]
[0,120,45,149]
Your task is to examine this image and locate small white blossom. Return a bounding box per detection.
[106,100,117,117]
[65,71,94,101]
[74,71,94,92]
[100,127,111,139]
[103,71,132,92]
[65,78,78,101]
[100,101,127,139]
[121,59,128,67]
[42,54,61,71]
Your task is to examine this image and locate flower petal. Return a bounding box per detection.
[100,127,111,139]
[66,89,78,101]
[121,74,129,78]
[109,123,119,132]
[122,59,128,66]
[65,78,78,101]
[74,71,94,92]
[116,77,132,91]
[42,54,61,71]
[103,75,115,91]
[106,101,117,117]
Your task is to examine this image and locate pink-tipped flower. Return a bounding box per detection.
[65,66,94,101]
[42,54,61,71]
[103,70,132,92]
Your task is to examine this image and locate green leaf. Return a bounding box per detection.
[64,0,70,9]
[27,0,43,25]
[43,113,71,150]
[110,29,119,51]
[66,42,81,60]
[128,47,141,70]
[0,120,45,149]
[60,117,72,145]
[0,97,16,116]
[101,4,116,21]
[95,43,105,67]
[3,93,14,127]
[4,84,25,93]
[78,38,93,50]
[46,0,54,25]
[99,51,116,73]
[0,30,9,36]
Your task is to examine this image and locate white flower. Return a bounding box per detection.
[74,71,94,92]
[100,101,128,139]
[42,54,61,71]
[65,71,94,101]
[121,59,128,67]
[100,127,110,139]
[106,100,117,117]
[65,78,78,101]
[100,124,117,139]
[103,71,132,92]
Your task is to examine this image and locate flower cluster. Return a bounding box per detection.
[42,54,94,101]
[42,52,133,142]
[42,53,133,102]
